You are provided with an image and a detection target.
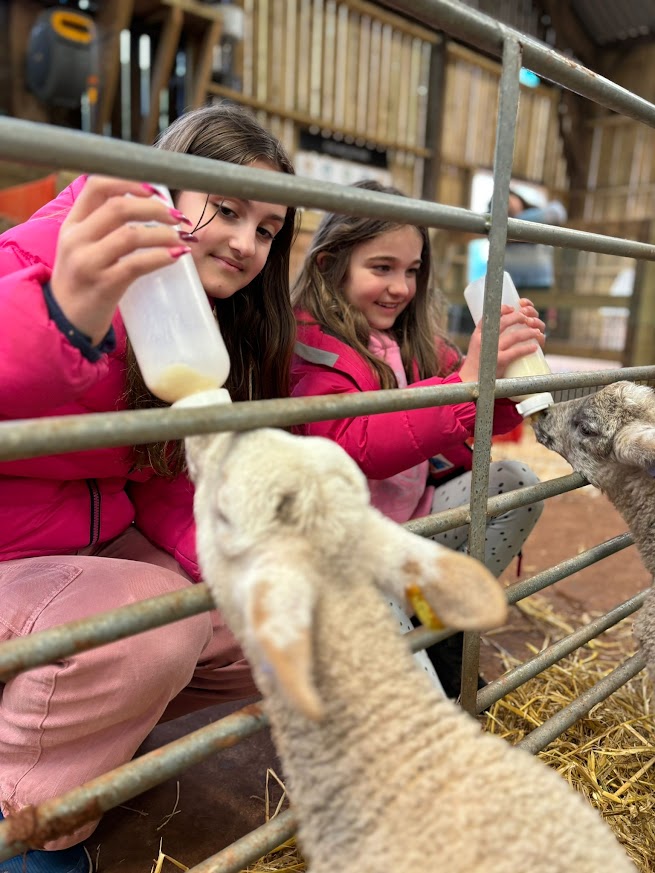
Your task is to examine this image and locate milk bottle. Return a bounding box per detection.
[463,272,554,418]
[118,184,230,404]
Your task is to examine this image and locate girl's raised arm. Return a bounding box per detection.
[50,175,193,345]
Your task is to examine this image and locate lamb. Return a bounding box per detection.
[186,425,635,873]
[533,379,655,680]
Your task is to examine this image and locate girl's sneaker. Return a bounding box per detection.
[0,811,92,873]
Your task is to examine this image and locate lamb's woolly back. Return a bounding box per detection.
[187,427,635,873]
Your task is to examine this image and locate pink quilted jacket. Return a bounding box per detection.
[291,313,521,506]
[0,177,200,578]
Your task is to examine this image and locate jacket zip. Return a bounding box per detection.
[85,478,101,546]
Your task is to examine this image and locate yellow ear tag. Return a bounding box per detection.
[406,584,445,630]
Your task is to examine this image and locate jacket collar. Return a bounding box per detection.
[294,312,380,388]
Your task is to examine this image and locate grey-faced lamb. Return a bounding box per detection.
[533,379,655,682]
[186,425,635,873]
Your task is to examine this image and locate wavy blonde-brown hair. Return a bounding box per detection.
[126,103,297,475]
[291,179,456,389]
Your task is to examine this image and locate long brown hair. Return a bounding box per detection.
[292,179,453,390]
[126,103,297,475]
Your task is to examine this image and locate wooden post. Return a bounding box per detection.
[0,2,10,115]
[626,220,655,367]
[190,19,222,108]
[421,37,445,202]
[94,0,136,135]
[139,5,184,143]
[8,0,51,123]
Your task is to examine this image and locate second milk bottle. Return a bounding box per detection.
[463,271,554,418]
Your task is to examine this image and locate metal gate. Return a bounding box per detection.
[1,0,655,869]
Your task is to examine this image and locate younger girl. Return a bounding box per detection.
[0,104,296,872]
[291,180,544,696]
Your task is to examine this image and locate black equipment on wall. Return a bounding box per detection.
[25,8,98,108]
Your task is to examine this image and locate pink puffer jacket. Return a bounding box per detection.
[291,312,521,482]
[0,176,200,578]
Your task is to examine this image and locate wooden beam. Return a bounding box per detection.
[628,221,655,367]
[94,0,136,135]
[206,83,433,157]
[347,0,439,44]
[558,90,592,196]
[539,0,597,70]
[0,1,10,115]
[8,0,50,123]
[190,19,222,109]
[422,38,446,201]
[451,334,623,362]
[161,0,225,23]
[537,1,598,202]
[139,5,184,143]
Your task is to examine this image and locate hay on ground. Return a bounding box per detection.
[484,595,655,872]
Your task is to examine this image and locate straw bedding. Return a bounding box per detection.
[485,596,655,872]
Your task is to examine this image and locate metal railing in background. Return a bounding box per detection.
[2,0,655,869]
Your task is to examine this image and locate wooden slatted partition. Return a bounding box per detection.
[439,42,568,206]
[207,0,438,196]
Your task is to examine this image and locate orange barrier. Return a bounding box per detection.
[492,422,524,443]
[0,174,58,222]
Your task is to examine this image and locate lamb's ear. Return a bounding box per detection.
[247,552,324,722]
[613,422,655,470]
[369,517,507,631]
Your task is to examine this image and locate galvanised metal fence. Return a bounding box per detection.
[1,1,655,869]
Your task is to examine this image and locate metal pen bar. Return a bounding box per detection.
[0,118,654,260]
[516,652,647,755]
[477,591,647,712]
[0,585,214,683]
[503,217,655,257]
[467,34,521,557]
[0,473,580,681]
[186,810,297,873]
[383,0,655,127]
[3,367,654,464]
[0,116,483,232]
[462,36,523,713]
[1,498,622,685]
[407,471,586,537]
[0,704,269,861]
[504,533,635,606]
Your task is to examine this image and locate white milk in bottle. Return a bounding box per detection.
[463,271,553,418]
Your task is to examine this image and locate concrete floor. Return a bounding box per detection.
[91,697,284,873]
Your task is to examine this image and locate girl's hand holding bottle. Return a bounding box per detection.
[49,175,195,345]
[458,299,545,383]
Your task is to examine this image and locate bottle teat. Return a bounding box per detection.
[172,388,232,409]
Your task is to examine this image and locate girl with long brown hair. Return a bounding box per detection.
[291,179,545,697]
[0,103,296,873]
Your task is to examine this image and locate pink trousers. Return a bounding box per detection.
[0,528,257,850]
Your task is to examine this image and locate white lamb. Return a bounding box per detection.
[533,380,655,682]
[186,425,635,873]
